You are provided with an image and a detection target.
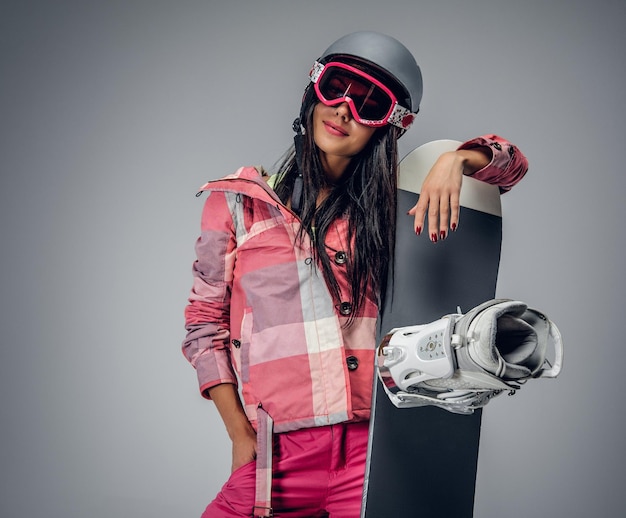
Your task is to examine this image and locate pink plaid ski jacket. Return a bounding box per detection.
[183,166,378,432]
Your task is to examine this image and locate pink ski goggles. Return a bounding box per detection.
[309,61,416,130]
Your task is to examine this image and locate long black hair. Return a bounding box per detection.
[274,84,402,324]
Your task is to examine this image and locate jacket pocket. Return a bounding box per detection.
[238,307,253,383]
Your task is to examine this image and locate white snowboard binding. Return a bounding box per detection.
[377,299,563,414]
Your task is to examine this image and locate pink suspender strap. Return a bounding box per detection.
[253,406,274,517]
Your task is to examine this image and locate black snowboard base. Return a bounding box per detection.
[363,395,482,517]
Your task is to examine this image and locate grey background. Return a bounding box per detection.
[1,0,623,516]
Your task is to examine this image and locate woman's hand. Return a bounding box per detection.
[230,423,258,473]
[408,149,489,242]
[207,383,258,473]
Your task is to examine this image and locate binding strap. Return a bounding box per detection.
[253,406,274,517]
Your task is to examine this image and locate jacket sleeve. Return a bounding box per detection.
[457,134,528,193]
[182,190,238,399]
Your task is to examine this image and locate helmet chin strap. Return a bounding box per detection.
[291,117,305,216]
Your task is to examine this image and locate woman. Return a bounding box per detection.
[183,31,527,518]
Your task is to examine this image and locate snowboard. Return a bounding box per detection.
[361,140,503,517]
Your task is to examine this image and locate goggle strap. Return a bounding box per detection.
[309,61,325,84]
[388,103,416,130]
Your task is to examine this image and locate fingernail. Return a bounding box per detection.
[451,223,457,232]
[431,233,438,243]
[440,230,446,241]
[415,226,422,236]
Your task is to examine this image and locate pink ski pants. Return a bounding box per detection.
[201,421,369,518]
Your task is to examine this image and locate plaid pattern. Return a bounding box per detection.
[183,166,378,432]
[458,134,528,193]
[253,406,274,517]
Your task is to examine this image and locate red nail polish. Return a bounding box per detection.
[440,230,446,240]
[451,223,457,232]
[431,233,438,243]
[415,226,422,236]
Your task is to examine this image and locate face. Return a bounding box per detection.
[312,101,377,182]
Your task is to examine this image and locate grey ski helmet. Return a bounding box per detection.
[318,31,423,115]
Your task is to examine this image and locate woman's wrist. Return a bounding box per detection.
[208,383,255,440]
[454,148,491,175]
[226,415,256,441]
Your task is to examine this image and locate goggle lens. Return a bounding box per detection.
[316,66,393,123]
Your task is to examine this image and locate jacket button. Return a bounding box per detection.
[339,302,352,316]
[346,355,359,371]
[334,251,347,265]
[232,339,241,348]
